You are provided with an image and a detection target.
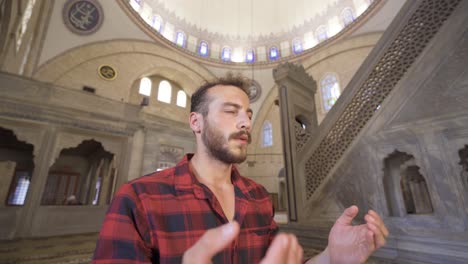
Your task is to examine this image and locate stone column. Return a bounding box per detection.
[127,129,145,181]
[16,126,57,237]
[0,161,16,205]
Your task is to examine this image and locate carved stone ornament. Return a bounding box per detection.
[248,80,262,103]
[304,0,462,199]
[273,62,316,92]
[63,0,104,35]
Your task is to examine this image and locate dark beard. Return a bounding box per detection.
[202,120,251,164]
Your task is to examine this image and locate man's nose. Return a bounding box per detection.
[238,112,251,131]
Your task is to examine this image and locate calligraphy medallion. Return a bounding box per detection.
[63,0,104,35]
[98,65,117,81]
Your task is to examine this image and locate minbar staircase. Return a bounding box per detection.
[274,0,467,263]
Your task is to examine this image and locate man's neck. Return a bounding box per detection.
[190,152,233,187]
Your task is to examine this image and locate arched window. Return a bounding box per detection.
[246,49,255,63]
[199,41,209,56]
[130,0,141,11]
[176,90,187,108]
[292,39,303,54]
[269,46,279,61]
[321,74,341,111]
[151,15,163,32]
[316,25,328,43]
[2,127,34,206]
[157,80,172,103]
[222,47,231,62]
[175,31,186,47]
[341,8,355,26]
[262,121,273,147]
[139,77,152,96]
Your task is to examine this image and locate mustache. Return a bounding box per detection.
[229,130,252,144]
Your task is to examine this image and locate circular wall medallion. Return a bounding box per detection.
[98,65,117,81]
[63,0,104,35]
[248,80,262,103]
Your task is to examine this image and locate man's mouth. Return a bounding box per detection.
[230,131,251,144]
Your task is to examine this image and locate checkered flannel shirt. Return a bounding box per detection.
[92,154,278,264]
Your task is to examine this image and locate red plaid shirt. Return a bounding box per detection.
[93,154,278,264]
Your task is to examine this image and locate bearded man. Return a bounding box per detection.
[93,75,388,264]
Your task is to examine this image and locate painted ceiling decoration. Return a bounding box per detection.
[119,0,380,65]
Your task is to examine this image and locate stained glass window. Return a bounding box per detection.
[316,25,328,43]
[199,41,209,56]
[129,0,141,11]
[292,39,303,54]
[269,46,279,61]
[321,74,341,111]
[222,47,231,62]
[151,15,163,32]
[262,121,273,147]
[341,8,355,26]
[246,49,255,63]
[175,31,186,47]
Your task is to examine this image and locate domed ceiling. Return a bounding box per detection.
[121,0,379,65]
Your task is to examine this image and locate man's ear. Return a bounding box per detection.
[189,112,202,133]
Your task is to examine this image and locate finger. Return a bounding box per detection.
[362,230,376,262]
[335,205,359,226]
[286,234,303,264]
[366,221,386,249]
[183,222,240,263]
[368,210,389,237]
[364,213,387,249]
[260,233,290,264]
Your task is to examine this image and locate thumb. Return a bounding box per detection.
[183,222,240,264]
[335,205,359,226]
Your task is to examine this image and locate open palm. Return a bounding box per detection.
[327,206,388,264]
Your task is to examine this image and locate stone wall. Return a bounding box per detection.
[0,72,194,239]
[280,1,468,263]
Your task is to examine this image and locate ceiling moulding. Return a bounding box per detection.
[117,0,386,69]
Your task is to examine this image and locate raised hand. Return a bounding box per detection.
[182,221,304,264]
[261,233,303,264]
[182,222,240,264]
[327,206,389,264]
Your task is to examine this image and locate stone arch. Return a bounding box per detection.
[248,82,282,155]
[383,150,433,217]
[51,134,120,168]
[400,161,433,214]
[41,139,115,206]
[33,39,215,101]
[458,145,468,189]
[0,126,35,206]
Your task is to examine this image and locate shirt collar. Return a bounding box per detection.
[174,154,254,200]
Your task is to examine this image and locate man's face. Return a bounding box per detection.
[201,85,252,164]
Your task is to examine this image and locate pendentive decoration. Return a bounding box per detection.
[248,80,262,103]
[63,0,104,35]
[98,65,117,81]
